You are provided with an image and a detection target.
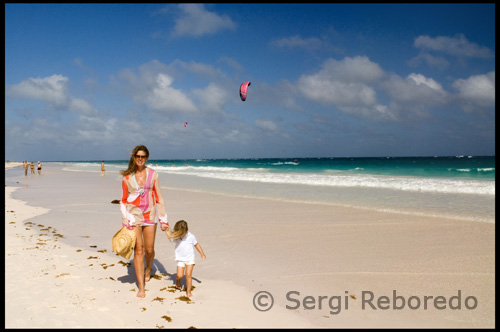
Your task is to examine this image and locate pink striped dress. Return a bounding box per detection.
[120,167,168,229]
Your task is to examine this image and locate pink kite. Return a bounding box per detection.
[239,81,251,101]
[184,122,188,127]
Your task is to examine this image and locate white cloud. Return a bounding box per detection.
[255,119,278,132]
[297,56,384,106]
[174,60,220,78]
[383,73,447,105]
[5,74,96,115]
[142,73,197,113]
[192,83,227,113]
[407,73,445,92]
[270,35,325,51]
[6,74,69,105]
[319,56,384,83]
[171,4,236,38]
[299,77,378,106]
[296,56,394,120]
[453,71,495,108]
[69,98,95,115]
[119,61,198,113]
[414,34,494,58]
[408,52,450,70]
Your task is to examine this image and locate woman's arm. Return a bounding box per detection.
[152,172,169,230]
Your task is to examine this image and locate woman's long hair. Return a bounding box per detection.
[120,145,149,176]
[171,220,188,240]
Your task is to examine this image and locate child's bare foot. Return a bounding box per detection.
[175,285,182,291]
[137,289,146,298]
[186,293,193,299]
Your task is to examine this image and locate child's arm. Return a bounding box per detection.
[194,243,206,260]
[165,226,173,241]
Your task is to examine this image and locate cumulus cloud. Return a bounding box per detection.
[453,71,495,109]
[171,4,236,38]
[5,74,96,115]
[6,74,69,105]
[318,56,384,83]
[297,56,393,120]
[408,52,450,70]
[119,61,198,113]
[297,56,384,105]
[414,34,494,58]
[407,73,445,92]
[142,73,197,112]
[299,77,378,106]
[382,73,448,109]
[192,83,227,113]
[374,72,452,120]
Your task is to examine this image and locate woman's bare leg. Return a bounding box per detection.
[133,226,146,297]
[143,224,157,282]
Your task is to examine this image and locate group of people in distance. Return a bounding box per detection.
[23,161,42,176]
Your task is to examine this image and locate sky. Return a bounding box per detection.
[5,3,495,161]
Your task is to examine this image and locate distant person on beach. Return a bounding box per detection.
[119,145,169,298]
[23,161,28,176]
[37,161,42,175]
[165,220,206,299]
[101,161,105,176]
[30,162,35,175]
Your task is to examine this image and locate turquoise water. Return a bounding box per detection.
[58,156,495,223]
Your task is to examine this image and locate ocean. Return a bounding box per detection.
[59,156,495,223]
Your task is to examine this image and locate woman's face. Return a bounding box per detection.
[134,150,148,168]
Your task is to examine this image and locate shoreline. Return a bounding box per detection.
[58,161,497,224]
[5,163,495,327]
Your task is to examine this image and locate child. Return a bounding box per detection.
[165,220,206,299]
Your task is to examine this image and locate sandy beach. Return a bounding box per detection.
[5,162,495,328]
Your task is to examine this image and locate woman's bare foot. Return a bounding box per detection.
[145,269,152,282]
[137,289,146,298]
[186,293,193,299]
[175,284,182,291]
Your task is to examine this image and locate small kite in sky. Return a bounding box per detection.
[239,81,251,101]
[184,122,188,127]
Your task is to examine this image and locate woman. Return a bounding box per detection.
[120,145,169,298]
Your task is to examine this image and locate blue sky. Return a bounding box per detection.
[5,3,495,161]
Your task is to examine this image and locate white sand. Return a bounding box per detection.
[4,163,495,328]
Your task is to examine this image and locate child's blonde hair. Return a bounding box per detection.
[170,220,188,240]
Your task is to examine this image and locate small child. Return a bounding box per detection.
[165,220,206,299]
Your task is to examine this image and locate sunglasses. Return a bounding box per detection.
[135,154,147,160]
